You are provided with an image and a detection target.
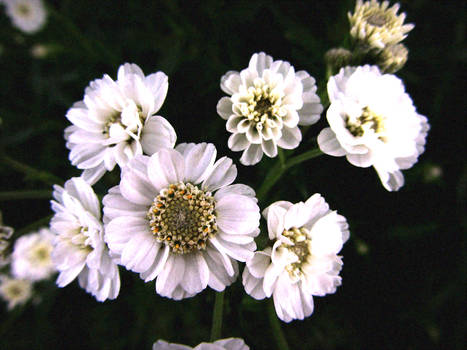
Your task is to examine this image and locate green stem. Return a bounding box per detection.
[0,190,52,201]
[257,148,323,201]
[210,291,224,341]
[0,154,63,186]
[267,299,290,350]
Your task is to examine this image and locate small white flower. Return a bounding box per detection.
[65,63,176,185]
[104,143,260,300]
[217,52,322,166]
[11,228,56,281]
[3,0,47,34]
[50,177,120,301]
[318,65,429,191]
[153,338,249,350]
[348,0,414,50]
[242,194,349,322]
[0,275,33,310]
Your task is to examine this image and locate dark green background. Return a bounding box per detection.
[0,0,465,349]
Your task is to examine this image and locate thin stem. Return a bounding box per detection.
[0,190,52,201]
[210,291,224,341]
[267,299,290,350]
[256,148,323,201]
[0,154,63,186]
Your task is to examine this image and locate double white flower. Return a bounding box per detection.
[243,194,349,322]
[50,177,120,301]
[103,143,260,300]
[217,52,322,165]
[65,63,176,185]
[318,65,429,191]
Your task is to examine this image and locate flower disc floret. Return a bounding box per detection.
[148,182,217,254]
[217,52,322,165]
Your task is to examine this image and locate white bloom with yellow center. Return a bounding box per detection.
[11,228,55,281]
[317,65,429,191]
[65,63,176,185]
[153,338,249,350]
[50,177,120,301]
[104,143,260,300]
[217,52,322,165]
[348,0,414,50]
[242,194,349,322]
[0,275,32,310]
[3,0,46,34]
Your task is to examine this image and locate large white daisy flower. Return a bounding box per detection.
[11,227,56,281]
[65,63,176,185]
[50,177,120,302]
[317,65,429,191]
[153,338,249,350]
[0,275,32,310]
[3,0,47,34]
[242,194,349,322]
[217,52,323,166]
[103,143,260,300]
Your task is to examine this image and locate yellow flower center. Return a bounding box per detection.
[147,183,217,254]
[346,106,386,140]
[282,227,312,281]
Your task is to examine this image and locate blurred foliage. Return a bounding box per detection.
[0,0,465,349]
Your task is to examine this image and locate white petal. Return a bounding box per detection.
[276,126,301,150]
[141,116,177,155]
[180,253,209,294]
[184,143,217,184]
[317,128,346,156]
[202,157,237,192]
[228,133,250,152]
[120,155,155,205]
[248,52,273,76]
[266,204,287,240]
[216,97,234,120]
[144,71,169,113]
[156,254,186,298]
[214,184,256,201]
[216,194,260,235]
[239,144,263,166]
[147,149,185,191]
[220,71,242,95]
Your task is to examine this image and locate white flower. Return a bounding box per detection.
[104,143,260,300]
[11,227,56,281]
[348,0,414,50]
[0,275,33,310]
[65,63,176,185]
[50,177,120,301]
[153,338,249,350]
[317,65,429,191]
[3,0,47,34]
[217,52,322,166]
[242,194,349,322]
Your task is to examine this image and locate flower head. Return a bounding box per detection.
[318,65,429,191]
[104,143,260,300]
[50,177,120,301]
[153,338,249,350]
[0,214,14,267]
[243,194,349,322]
[11,228,55,281]
[0,275,32,309]
[3,0,47,34]
[348,0,414,50]
[65,63,176,184]
[217,52,322,165]
[377,43,408,73]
